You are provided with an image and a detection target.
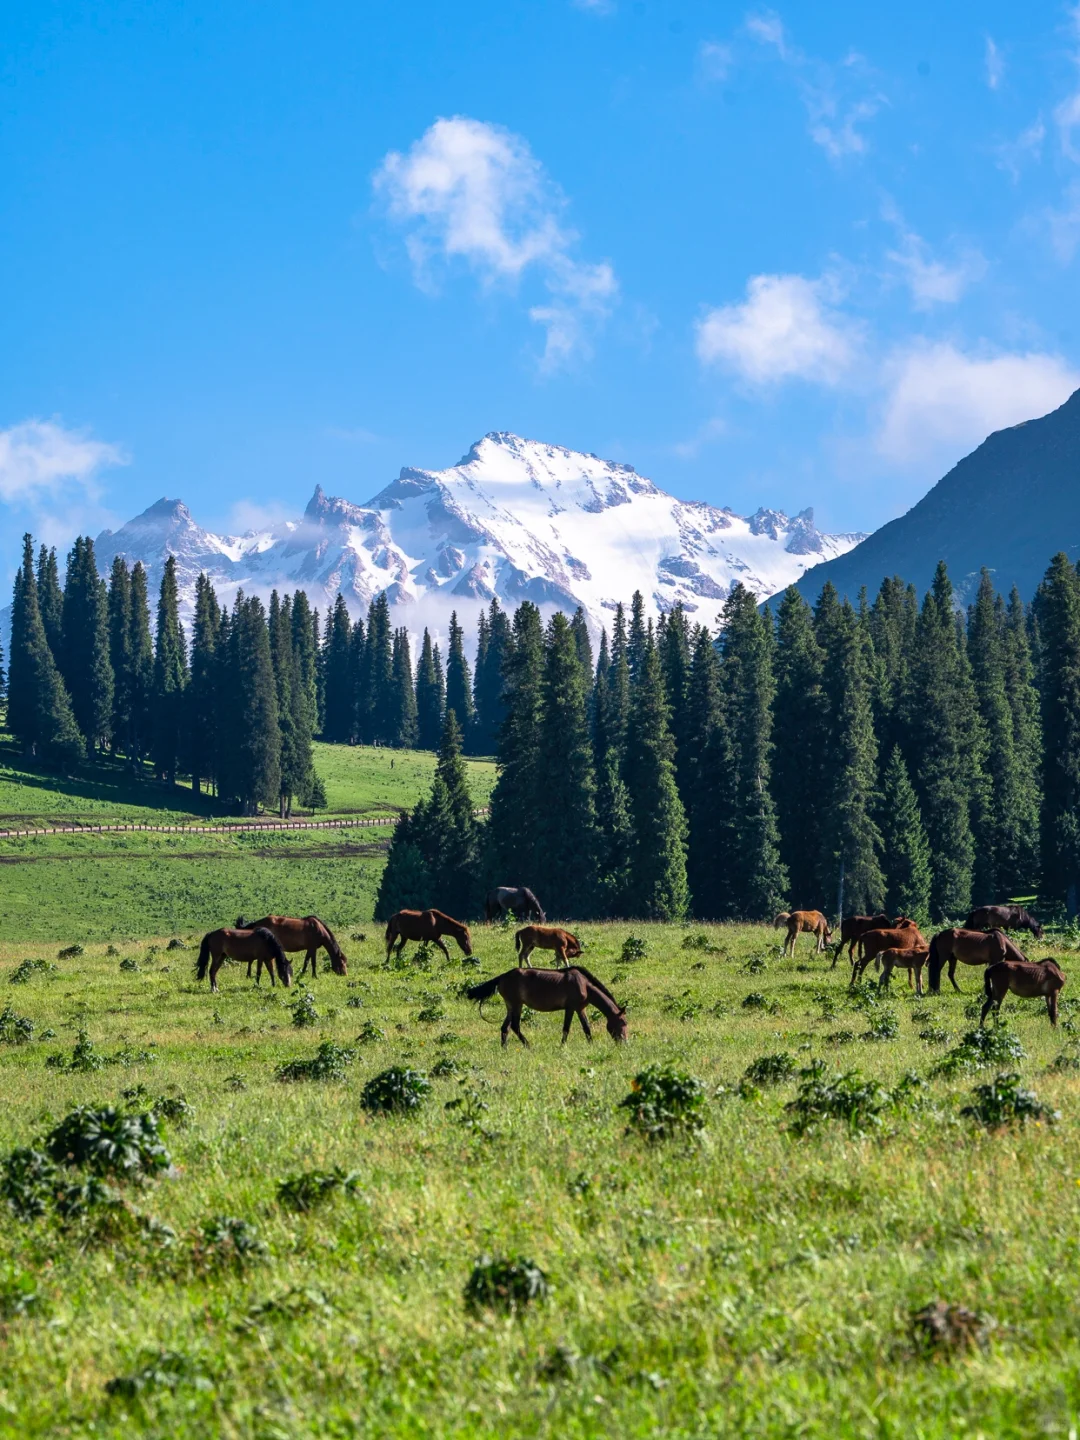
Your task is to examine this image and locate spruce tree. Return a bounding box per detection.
[373,809,433,919]
[772,586,827,908]
[187,572,221,795]
[415,628,445,750]
[606,604,631,759]
[471,598,511,754]
[348,615,366,744]
[60,537,114,754]
[1002,586,1042,892]
[878,746,932,923]
[321,595,354,743]
[107,557,133,756]
[594,746,634,917]
[126,562,154,766]
[869,576,918,758]
[290,590,319,737]
[389,628,418,748]
[684,624,733,917]
[270,591,312,814]
[360,594,393,744]
[570,606,593,678]
[445,611,475,743]
[590,628,612,762]
[7,535,84,769]
[627,591,648,681]
[486,602,544,883]
[718,583,786,919]
[659,604,693,803]
[221,595,280,814]
[36,545,63,661]
[623,624,689,920]
[1035,553,1080,912]
[151,555,188,783]
[530,613,598,916]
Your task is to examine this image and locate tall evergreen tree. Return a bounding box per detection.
[1035,553,1080,912]
[151,555,188,783]
[126,563,154,766]
[270,591,312,814]
[360,594,393,744]
[35,545,63,661]
[570,606,593,679]
[187,573,221,795]
[321,595,354,743]
[107,557,133,756]
[627,591,648,681]
[445,611,475,743]
[472,598,511,754]
[348,615,366,744]
[869,576,918,757]
[7,535,84,768]
[623,624,688,920]
[878,746,932,923]
[606,604,631,760]
[389,628,419,748]
[771,586,827,907]
[486,602,544,883]
[590,628,612,762]
[415,628,445,750]
[60,537,114,754]
[290,590,319,737]
[1002,586,1042,893]
[219,595,280,814]
[684,624,732,917]
[659,604,693,803]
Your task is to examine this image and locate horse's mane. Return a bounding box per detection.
[430,909,469,933]
[570,965,624,1012]
[307,914,342,955]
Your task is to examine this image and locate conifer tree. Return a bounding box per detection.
[590,628,611,760]
[7,535,84,768]
[445,611,475,743]
[321,595,354,743]
[869,576,918,757]
[594,747,634,917]
[220,595,280,814]
[107,557,133,756]
[270,591,312,814]
[570,606,593,678]
[486,602,544,883]
[348,615,366,743]
[360,594,393,744]
[372,808,433,919]
[1002,586,1042,892]
[530,613,598,916]
[126,562,155,766]
[623,624,688,920]
[718,583,786,918]
[684,624,732,917]
[1035,553,1080,912]
[878,746,932,923]
[151,555,188,783]
[36,545,63,661]
[187,572,221,795]
[627,591,648,681]
[290,590,319,736]
[659,604,693,802]
[60,537,114,754]
[772,586,827,907]
[605,603,631,760]
[472,598,511,754]
[415,628,445,750]
[389,627,418,748]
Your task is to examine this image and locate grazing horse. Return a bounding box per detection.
[515,925,582,969]
[774,910,832,957]
[384,909,472,963]
[981,958,1066,1028]
[195,927,292,994]
[851,921,927,986]
[830,913,891,968]
[877,946,930,997]
[964,903,1044,941]
[485,886,546,924]
[466,966,628,1047]
[237,914,348,979]
[926,927,1015,994]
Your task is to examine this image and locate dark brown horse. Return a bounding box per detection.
[830,913,891,967]
[851,920,927,985]
[195,927,292,993]
[774,910,832,956]
[466,966,628,1047]
[385,909,472,962]
[927,927,1017,994]
[237,914,348,978]
[964,904,1044,941]
[981,958,1066,1027]
[515,925,581,968]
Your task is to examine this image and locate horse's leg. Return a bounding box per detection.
[561,1008,573,1045]
[948,958,962,993]
[1049,991,1059,1027]
[556,942,567,970]
[914,964,923,998]
[519,943,533,968]
[268,958,276,987]
[979,989,995,1028]
[246,960,254,979]
[501,1009,512,1048]
[510,1009,529,1047]
[878,962,890,992]
[577,1008,592,1042]
[434,937,451,962]
[209,953,224,993]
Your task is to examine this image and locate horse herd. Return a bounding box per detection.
[775,903,1065,1028]
[189,890,1064,1050]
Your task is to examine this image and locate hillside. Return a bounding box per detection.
[787,387,1080,606]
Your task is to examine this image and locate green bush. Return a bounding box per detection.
[0,1005,34,1045]
[276,1167,360,1212]
[193,1216,268,1270]
[621,935,648,963]
[619,1065,707,1142]
[275,1040,355,1083]
[360,1067,431,1115]
[743,1052,797,1085]
[290,990,320,1028]
[43,1106,170,1181]
[0,1148,58,1221]
[960,1072,1059,1128]
[784,1061,922,1137]
[932,1027,1026,1078]
[9,959,55,985]
[105,1350,212,1400]
[463,1255,549,1314]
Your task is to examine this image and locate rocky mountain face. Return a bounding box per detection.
[86,432,864,641]
[787,387,1080,608]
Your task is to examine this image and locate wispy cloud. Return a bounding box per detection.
[1045,180,1080,262]
[698,41,733,83]
[882,203,987,307]
[0,418,126,505]
[374,115,617,369]
[696,273,858,385]
[996,118,1045,181]
[572,0,615,12]
[984,36,1004,91]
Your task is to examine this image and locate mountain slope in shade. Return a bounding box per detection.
[85,432,864,638]
[786,388,1080,608]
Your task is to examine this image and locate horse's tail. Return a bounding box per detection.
[515,929,525,954]
[196,933,212,982]
[963,909,978,930]
[927,934,943,994]
[255,927,291,985]
[773,913,791,928]
[466,975,503,1003]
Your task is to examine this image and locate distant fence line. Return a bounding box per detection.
[0,808,489,841]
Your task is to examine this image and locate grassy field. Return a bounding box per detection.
[0,917,1077,1437]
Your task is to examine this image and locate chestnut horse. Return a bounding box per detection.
[980,958,1066,1028]
[964,904,1044,941]
[384,909,472,962]
[466,966,628,1047]
[830,913,890,968]
[774,910,832,957]
[926,927,1017,994]
[515,925,581,969]
[237,914,347,979]
[877,946,930,997]
[851,921,927,986]
[195,927,292,993]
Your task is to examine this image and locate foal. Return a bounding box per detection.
[774,911,832,957]
[877,946,930,997]
[514,925,582,969]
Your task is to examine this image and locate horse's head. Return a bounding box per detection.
[277,954,293,987]
[1031,916,1045,940]
[607,1010,629,1043]
[331,949,348,976]
[459,924,473,957]
[566,935,583,958]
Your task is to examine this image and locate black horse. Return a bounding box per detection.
[964,904,1044,941]
[484,886,546,924]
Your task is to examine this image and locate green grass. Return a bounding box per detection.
[0,919,1077,1436]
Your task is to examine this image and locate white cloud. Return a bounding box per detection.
[572,0,615,12]
[696,273,858,385]
[878,343,1080,465]
[985,36,1004,91]
[0,419,126,504]
[375,116,616,366]
[698,41,733,83]
[745,10,788,57]
[882,205,987,307]
[1046,181,1080,261]
[996,118,1045,180]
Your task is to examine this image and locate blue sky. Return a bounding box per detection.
[4,0,1080,582]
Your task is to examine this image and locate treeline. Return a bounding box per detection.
[379,558,1080,924]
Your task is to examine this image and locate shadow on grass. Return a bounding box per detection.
[0,736,220,822]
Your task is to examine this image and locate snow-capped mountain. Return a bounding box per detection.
[89,433,864,639]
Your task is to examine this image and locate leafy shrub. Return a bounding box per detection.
[619,1065,707,1142]
[1048,1049,1080,1072]
[681,933,719,954]
[193,1215,268,1270]
[464,1255,550,1314]
[290,990,319,1028]
[742,991,781,1014]
[784,1060,918,1137]
[919,1025,952,1045]
[416,1000,447,1023]
[959,1072,1059,1128]
[345,994,365,1009]
[355,1021,387,1044]
[0,1148,58,1221]
[166,938,187,951]
[742,955,768,975]
[430,1056,462,1078]
[57,944,84,959]
[47,1030,103,1072]
[621,935,648,963]
[105,1350,212,1400]
[435,1031,461,1046]
[276,1167,360,1212]
[0,1004,34,1045]
[863,1010,899,1042]
[43,1106,170,1181]
[825,1030,857,1047]
[445,1082,499,1140]
[152,1095,196,1127]
[360,1067,431,1115]
[932,1027,1026,1078]
[119,958,140,973]
[9,958,55,985]
[911,1301,994,1355]
[743,1052,796,1085]
[275,1040,355,1083]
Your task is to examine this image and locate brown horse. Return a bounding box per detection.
[964,904,1044,941]
[237,914,348,979]
[981,958,1066,1028]
[466,966,628,1047]
[195,927,292,993]
[926,927,1016,994]
[385,909,472,962]
[774,910,832,957]
[877,946,930,997]
[851,921,927,985]
[515,925,582,969]
[830,913,890,967]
